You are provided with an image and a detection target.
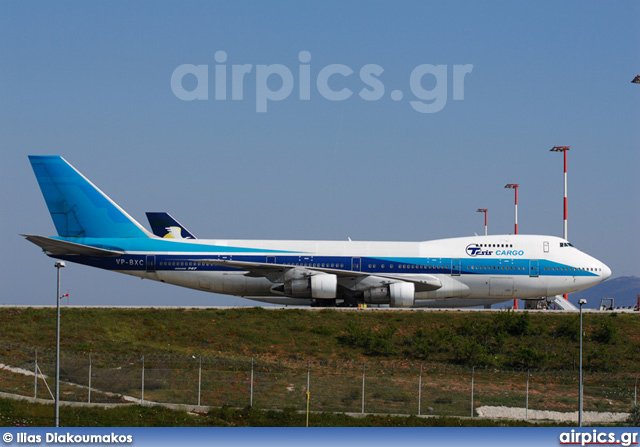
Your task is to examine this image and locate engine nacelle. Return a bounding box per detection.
[363,281,415,307]
[284,278,311,297]
[389,282,415,308]
[283,273,337,299]
[310,273,338,299]
[363,287,389,304]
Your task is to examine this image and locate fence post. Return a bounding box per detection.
[88,353,92,404]
[306,360,311,396]
[250,357,254,408]
[361,362,366,414]
[635,374,638,407]
[471,366,475,418]
[306,390,310,427]
[141,355,145,404]
[34,349,38,399]
[418,364,423,416]
[526,369,530,420]
[198,356,202,407]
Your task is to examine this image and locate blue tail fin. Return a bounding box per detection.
[29,156,150,238]
[146,212,197,239]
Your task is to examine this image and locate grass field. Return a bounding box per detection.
[0,307,638,426]
[0,397,577,428]
[1,307,639,371]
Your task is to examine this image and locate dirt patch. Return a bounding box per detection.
[476,405,629,423]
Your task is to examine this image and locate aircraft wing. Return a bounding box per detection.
[22,235,124,257]
[195,259,442,292]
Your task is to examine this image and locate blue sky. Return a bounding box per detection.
[1,1,638,306]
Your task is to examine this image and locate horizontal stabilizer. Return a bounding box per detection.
[22,235,123,257]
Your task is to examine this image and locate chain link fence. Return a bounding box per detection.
[0,342,637,418]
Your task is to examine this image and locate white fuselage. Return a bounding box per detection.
[111,234,610,307]
[27,156,611,309]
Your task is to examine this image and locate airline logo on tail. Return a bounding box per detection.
[146,212,197,239]
[163,226,187,239]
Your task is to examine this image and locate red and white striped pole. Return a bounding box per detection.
[563,149,567,239]
[476,209,488,236]
[505,184,519,235]
[551,146,570,240]
[515,186,518,235]
[551,146,570,301]
[505,184,519,309]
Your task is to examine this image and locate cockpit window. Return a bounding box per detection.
[560,242,575,248]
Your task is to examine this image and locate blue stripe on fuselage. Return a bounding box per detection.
[52,244,598,277]
[51,237,301,254]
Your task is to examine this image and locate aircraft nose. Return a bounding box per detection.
[601,263,612,280]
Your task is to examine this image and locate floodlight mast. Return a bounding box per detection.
[550,146,570,241]
[578,298,587,427]
[504,184,519,310]
[476,209,488,236]
[504,184,519,235]
[54,260,65,428]
[551,146,571,302]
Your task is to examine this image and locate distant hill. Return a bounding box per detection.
[570,276,640,309]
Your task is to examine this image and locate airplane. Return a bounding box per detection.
[146,212,197,239]
[24,155,611,309]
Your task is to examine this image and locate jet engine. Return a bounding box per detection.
[283,272,337,299]
[363,281,415,308]
[389,282,415,308]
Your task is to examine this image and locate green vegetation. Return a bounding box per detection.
[0,307,638,426]
[0,307,638,371]
[627,405,640,427]
[0,397,571,427]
